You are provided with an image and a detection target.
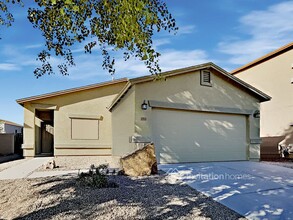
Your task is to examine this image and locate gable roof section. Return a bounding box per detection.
[16,63,271,110]
[108,62,271,111]
[16,78,128,106]
[231,42,293,75]
[0,119,23,127]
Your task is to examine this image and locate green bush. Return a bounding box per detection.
[78,164,118,188]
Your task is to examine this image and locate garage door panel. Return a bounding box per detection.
[152,109,247,163]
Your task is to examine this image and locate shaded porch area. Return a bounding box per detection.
[35,110,54,156]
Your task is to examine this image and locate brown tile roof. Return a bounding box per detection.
[231,42,293,75]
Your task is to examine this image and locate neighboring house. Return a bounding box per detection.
[0,119,23,155]
[231,42,293,159]
[0,119,23,134]
[17,62,270,163]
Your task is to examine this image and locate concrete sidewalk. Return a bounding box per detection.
[160,161,293,220]
[27,169,88,179]
[0,157,52,180]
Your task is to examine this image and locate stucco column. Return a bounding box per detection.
[248,114,261,161]
[22,104,35,157]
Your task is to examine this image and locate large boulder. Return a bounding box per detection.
[120,144,158,177]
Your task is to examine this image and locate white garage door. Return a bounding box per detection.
[151,109,248,163]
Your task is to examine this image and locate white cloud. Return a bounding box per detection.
[178,25,196,35]
[159,49,210,71]
[64,55,107,80]
[0,45,39,69]
[0,36,208,80]
[64,48,211,80]
[0,63,20,71]
[218,1,293,65]
[24,44,43,49]
[0,39,211,80]
[153,38,171,48]
[109,49,210,78]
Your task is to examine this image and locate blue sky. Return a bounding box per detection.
[1,0,293,124]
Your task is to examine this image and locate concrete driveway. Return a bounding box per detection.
[160,161,293,220]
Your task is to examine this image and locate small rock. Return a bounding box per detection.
[43,160,57,169]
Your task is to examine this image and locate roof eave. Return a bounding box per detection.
[129,62,215,84]
[16,78,128,106]
[231,42,293,75]
[108,81,132,111]
[212,64,271,102]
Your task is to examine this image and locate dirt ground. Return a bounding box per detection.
[0,174,245,220]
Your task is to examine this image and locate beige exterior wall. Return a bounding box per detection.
[21,68,262,161]
[22,82,125,157]
[235,50,293,138]
[133,70,261,161]
[111,69,261,160]
[135,70,259,133]
[34,116,42,155]
[0,134,14,155]
[23,104,35,157]
[112,87,136,156]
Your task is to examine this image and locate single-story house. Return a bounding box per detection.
[0,119,23,134]
[17,62,270,163]
[0,119,23,155]
[231,42,293,159]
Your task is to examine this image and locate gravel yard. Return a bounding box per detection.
[0,174,245,220]
[36,156,121,172]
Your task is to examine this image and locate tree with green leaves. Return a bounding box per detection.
[0,0,177,77]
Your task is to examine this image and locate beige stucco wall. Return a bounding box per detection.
[235,50,293,138]
[134,69,261,161]
[23,104,35,157]
[112,87,136,156]
[135,70,259,133]
[22,82,125,157]
[111,69,261,160]
[0,134,14,155]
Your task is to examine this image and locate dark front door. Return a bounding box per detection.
[41,122,54,154]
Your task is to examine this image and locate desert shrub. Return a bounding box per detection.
[78,164,118,188]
